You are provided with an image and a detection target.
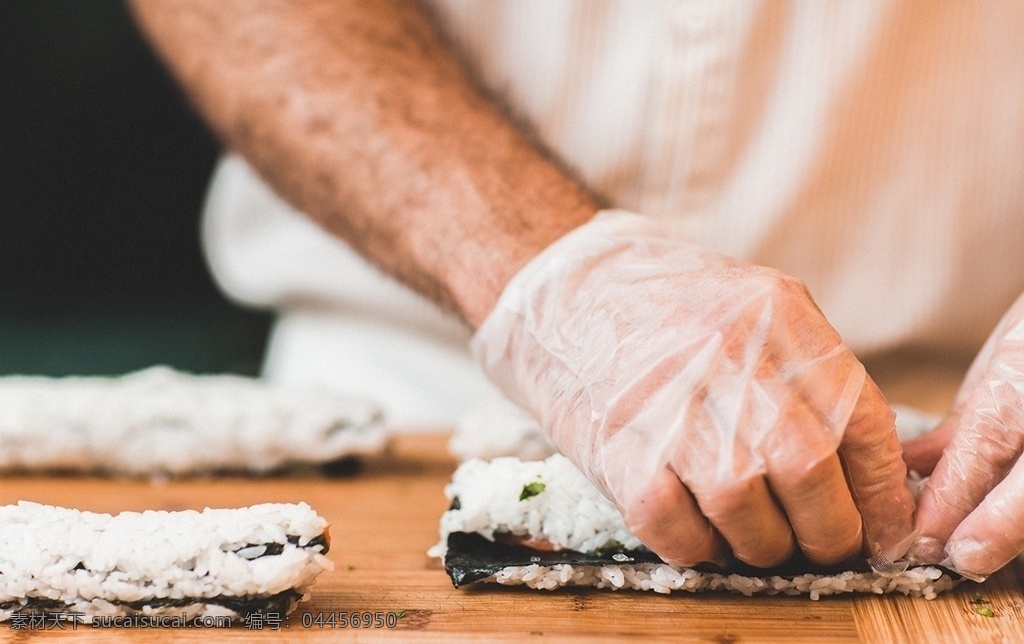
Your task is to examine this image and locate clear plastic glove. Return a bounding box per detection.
[472,210,915,569]
[903,290,1024,580]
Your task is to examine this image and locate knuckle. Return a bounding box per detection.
[927,477,981,518]
[786,456,835,497]
[778,275,813,301]
[847,395,897,439]
[691,479,756,521]
[769,446,835,494]
[847,447,908,499]
[758,268,812,302]
[958,422,1019,476]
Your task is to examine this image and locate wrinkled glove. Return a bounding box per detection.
[472,210,914,568]
[904,290,1024,581]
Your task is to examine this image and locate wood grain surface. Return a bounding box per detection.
[2,354,1022,642]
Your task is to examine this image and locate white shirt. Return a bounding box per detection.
[202,1,1024,426]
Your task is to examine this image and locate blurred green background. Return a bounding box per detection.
[0,0,271,376]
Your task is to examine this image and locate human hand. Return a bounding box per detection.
[471,210,914,568]
[903,291,1024,580]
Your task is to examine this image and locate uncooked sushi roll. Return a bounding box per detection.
[0,366,388,475]
[0,501,332,623]
[430,455,958,600]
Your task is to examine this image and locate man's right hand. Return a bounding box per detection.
[472,210,915,568]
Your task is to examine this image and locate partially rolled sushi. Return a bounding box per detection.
[430,456,958,600]
[0,501,332,622]
[0,366,388,475]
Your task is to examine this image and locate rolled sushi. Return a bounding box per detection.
[430,456,958,600]
[0,501,332,622]
[0,366,388,475]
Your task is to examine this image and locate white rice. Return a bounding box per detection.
[436,456,644,554]
[0,501,333,622]
[449,393,554,462]
[484,563,953,600]
[431,455,957,599]
[0,366,388,475]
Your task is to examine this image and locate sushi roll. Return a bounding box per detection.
[0,501,332,622]
[430,456,959,600]
[0,366,388,475]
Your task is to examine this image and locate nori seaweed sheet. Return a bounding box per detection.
[248,533,329,558]
[443,532,955,588]
[445,531,660,587]
[0,589,302,619]
[0,533,329,619]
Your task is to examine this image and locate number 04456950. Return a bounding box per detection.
[299,611,403,629]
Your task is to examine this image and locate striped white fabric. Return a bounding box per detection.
[203,1,1024,424]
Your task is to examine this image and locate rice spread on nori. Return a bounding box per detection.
[1,502,333,622]
[431,456,959,599]
[0,366,388,475]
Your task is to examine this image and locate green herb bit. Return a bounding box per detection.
[519,480,546,501]
[396,611,406,619]
[594,540,625,557]
[975,607,996,618]
[971,592,987,604]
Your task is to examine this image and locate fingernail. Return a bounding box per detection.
[907,536,945,564]
[869,530,917,573]
[946,539,997,581]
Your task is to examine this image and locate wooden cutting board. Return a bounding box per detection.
[2,354,1021,642]
[2,432,1022,643]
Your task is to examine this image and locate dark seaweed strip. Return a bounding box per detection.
[125,588,302,615]
[320,456,363,477]
[255,543,285,557]
[212,589,299,617]
[444,531,659,587]
[1,598,66,612]
[232,532,330,559]
[443,532,959,588]
[2,589,302,619]
[290,533,330,552]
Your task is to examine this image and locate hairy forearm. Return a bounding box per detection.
[128,0,600,326]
